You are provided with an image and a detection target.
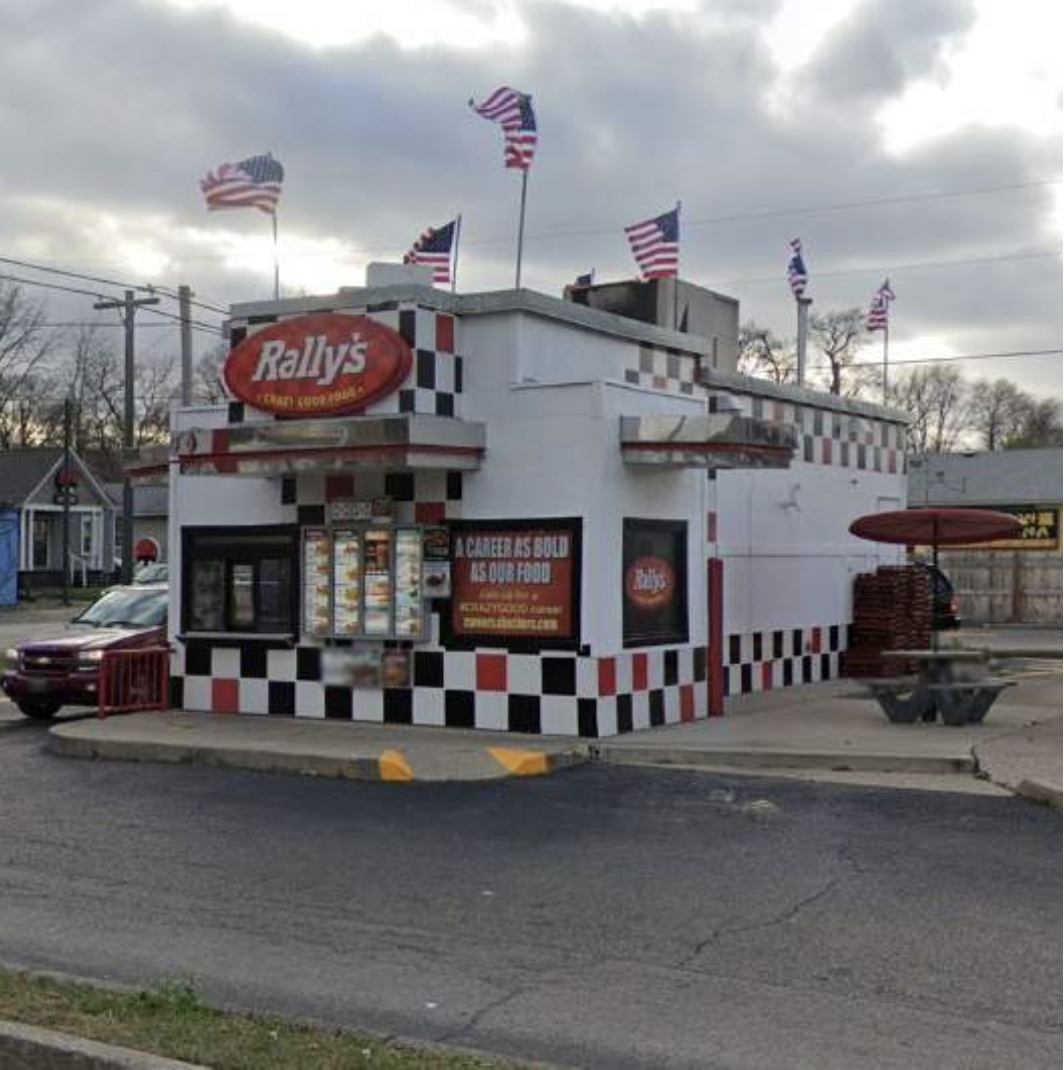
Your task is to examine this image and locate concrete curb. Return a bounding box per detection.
[592,744,974,776]
[989,648,1063,661]
[0,1018,207,1069]
[45,725,589,784]
[46,731,386,782]
[1013,778,1063,811]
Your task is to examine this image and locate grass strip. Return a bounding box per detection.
[0,968,520,1069]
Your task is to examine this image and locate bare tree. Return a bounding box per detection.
[966,378,1029,450]
[808,308,873,396]
[0,283,61,447]
[194,342,230,404]
[1006,396,1063,448]
[887,366,968,453]
[737,321,796,384]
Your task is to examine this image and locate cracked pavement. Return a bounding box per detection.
[0,709,1060,1069]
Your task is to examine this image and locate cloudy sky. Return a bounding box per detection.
[1,0,1060,394]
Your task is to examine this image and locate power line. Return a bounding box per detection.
[810,348,1062,370]
[0,254,229,315]
[27,177,1060,268]
[34,321,179,329]
[0,271,223,335]
[717,250,1059,288]
[505,178,1064,247]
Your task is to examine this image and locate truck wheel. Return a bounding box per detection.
[17,700,61,721]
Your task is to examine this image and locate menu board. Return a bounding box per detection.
[394,528,423,638]
[332,530,362,636]
[363,529,393,635]
[303,529,332,638]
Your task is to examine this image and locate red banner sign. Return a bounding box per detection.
[624,556,676,610]
[452,525,577,640]
[223,313,412,417]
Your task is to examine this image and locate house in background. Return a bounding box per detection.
[104,482,169,565]
[908,448,1062,624]
[0,447,117,594]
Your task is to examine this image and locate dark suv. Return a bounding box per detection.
[1,585,167,719]
[917,563,960,630]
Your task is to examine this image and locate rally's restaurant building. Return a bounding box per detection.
[148,269,907,737]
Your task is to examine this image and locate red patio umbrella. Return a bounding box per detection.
[849,508,1022,650]
[849,508,1022,568]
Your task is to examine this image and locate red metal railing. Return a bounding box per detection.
[98,647,170,718]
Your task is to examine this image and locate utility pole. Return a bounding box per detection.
[61,397,72,607]
[179,285,194,406]
[93,289,160,585]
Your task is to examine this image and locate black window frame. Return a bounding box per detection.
[622,518,689,648]
[181,525,300,638]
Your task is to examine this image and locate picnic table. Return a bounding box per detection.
[863,648,1015,726]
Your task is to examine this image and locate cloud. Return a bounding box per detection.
[799,0,976,104]
[0,0,1057,396]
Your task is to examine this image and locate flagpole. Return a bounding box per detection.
[271,212,280,300]
[796,297,811,388]
[515,169,529,289]
[672,200,682,330]
[451,213,462,294]
[882,321,889,402]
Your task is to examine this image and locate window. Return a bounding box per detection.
[622,519,688,647]
[75,586,167,629]
[79,514,94,558]
[31,515,51,569]
[182,527,298,636]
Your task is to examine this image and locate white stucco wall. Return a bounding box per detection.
[715,461,904,635]
[458,313,709,656]
[168,405,287,645]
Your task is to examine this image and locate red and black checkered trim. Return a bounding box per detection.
[723,623,848,695]
[170,637,713,738]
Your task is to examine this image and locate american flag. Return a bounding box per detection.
[572,270,595,288]
[403,220,457,285]
[787,238,808,298]
[625,207,680,280]
[200,153,284,215]
[469,87,538,170]
[866,278,895,331]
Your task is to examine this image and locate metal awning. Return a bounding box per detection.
[176,414,486,477]
[620,414,796,469]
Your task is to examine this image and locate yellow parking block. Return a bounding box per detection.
[378,749,415,782]
[487,747,551,777]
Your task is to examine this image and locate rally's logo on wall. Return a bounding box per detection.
[223,313,413,417]
[624,556,676,610]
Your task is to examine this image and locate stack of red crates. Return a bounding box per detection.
[841,565,932,677]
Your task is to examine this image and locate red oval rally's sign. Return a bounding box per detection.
[223,313,413,417]
[624,556,675,610]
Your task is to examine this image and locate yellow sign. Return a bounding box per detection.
[957,506,1060,551]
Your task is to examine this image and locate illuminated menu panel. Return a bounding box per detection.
[363,529,393,635]
[332,530,362,636]
[302,529,332,638]
[394,528,423,638]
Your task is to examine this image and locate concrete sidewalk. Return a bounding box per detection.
[41,661,1061,803]
[47,711,589,783]
[597,664,1062,804]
